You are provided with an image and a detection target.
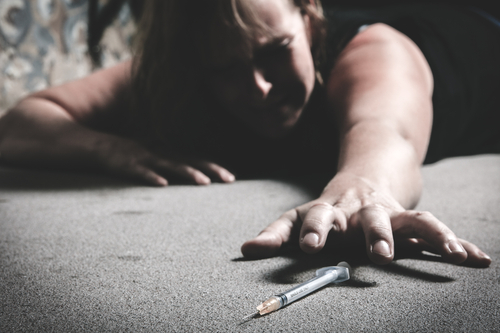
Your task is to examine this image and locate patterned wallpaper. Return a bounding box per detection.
[0,0,136,114]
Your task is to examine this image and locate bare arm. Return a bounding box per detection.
[0,61,132,168]
[327,23,433,209]
[242,24,491,267]
[0,60,234,185]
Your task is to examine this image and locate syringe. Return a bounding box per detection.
[244,261,351,319]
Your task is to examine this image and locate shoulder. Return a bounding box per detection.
[339,23,425,65]
[326,23,433,97]
[347,23,408,46]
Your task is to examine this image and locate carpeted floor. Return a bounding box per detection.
[1,154,499,332]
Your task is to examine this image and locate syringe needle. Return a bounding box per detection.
[241,311,259,321]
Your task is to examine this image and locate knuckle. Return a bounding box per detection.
[357,203,388,222]
[369,224,393,235]
[303,217,326,229]
[361,203,386,212]
[310,202,334,211]
[406,210,453,238]
[282,209,297,221]
[311,202,332,208]
[408,210,435,220]
[435,223,453,239]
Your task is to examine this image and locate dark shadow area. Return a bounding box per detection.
[371,262,454,283]
[233,246,377,287]
[0,166,129,190]
[263,258,376,287]
[0,166,206,191]
[233,243,459,286]
[0,165,333,194]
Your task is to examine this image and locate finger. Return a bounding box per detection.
[391,211,468,264]
[299,203,345,254]
[397,238,437,253]
[397,237,491,267]
[121,164,168,186]
[241,209,298,259]
[457,238,492,268]
[190,161,235,183]
[357,204,394,264]
[153,160,211,185]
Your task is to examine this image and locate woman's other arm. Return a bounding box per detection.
[242,24,491,267]
[0,60,234,185]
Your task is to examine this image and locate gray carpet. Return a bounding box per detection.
[1,155,499,332]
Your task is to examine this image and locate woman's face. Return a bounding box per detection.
[206,0,316,138]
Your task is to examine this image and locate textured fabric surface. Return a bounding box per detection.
[0,0,134,114]
[0,155,499,332]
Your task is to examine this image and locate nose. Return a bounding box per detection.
[251,67,272,100]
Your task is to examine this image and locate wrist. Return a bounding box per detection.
[320,171,412,211]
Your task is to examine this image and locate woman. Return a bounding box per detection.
[0,0,496,267]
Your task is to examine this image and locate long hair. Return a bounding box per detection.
[130,0,326,147]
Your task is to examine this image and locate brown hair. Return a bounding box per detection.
[130,0,326,146]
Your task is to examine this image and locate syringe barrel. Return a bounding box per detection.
[278,270,338,305]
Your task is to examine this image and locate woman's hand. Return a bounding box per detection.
[0,99,235,187]
[242,24,487,268]
[95,136,235,186]
[241,172,492,267]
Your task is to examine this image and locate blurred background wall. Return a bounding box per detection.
[0,0,136,114]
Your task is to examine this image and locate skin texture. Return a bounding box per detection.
[0,0,492,267]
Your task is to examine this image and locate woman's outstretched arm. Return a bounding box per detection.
[242,23,491,267]
[0,60,234,185]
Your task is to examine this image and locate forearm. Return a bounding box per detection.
[0,97,113,170]
[329,119,423,209]
[0,61,135,169]
[321,24,433,209]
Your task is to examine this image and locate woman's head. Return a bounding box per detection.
[133,0,325,142]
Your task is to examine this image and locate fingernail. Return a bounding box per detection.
[302,233,319,248]
[372,240,391,257]
[225,172,235,182]
[479,251,491,260]
[447,241,465,254]
[199,175,211,185]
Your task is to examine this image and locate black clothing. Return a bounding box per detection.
[322,4,500,163]
[182,86,340,179]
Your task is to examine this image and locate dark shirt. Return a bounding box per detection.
[322,4,500,163]
[186,86,340,179]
